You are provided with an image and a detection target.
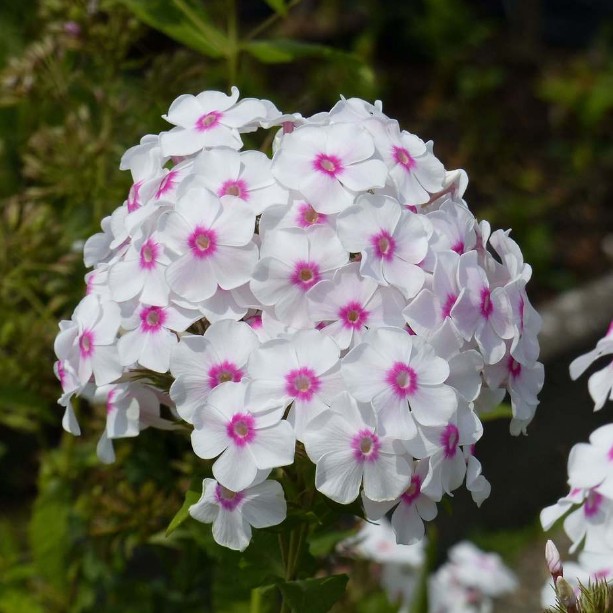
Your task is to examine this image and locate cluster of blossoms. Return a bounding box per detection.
[428,541,517,613]
[53,87,543,551]
[541,322,613,599]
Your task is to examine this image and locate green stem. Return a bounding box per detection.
[245,0,303,41]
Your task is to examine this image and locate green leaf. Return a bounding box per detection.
[117,0,229,58]
[243,39,363,65]
[166,487,201,536]
[250,584,279,613]
[263,0,288,16]
[479,402,513,423]
[309,527,356,558]
[277,575,349,613]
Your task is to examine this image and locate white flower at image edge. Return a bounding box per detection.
[189,474,286,551]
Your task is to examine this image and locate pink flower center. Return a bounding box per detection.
[188,226,218,259]
[594,568,612,580]
[338,301,369,330]
[285,367,321,402]
[405,204,418,213]
[351,428,380,463]
[218,179,249,200]
[106,389,117,414]
[208,361,243,388]
[386,362,418,398]
[226,412,256,447]
[55,360,67,387]
[480,287,493,319]
[139,238,159,270]
[441,423,460,458]
[297,203,326,228]
[451,240,465,254]
[313,153,343,178]
[405,323,416,336]
[127,181,142,212]
[78,330,95,358]
[155,169,178,199]
[244,314,262,330]
[392,146,416,172]
[507,356,522,379]
[371,230,396,261]
[140,306,167,333]
[441,293,457,319]
[214,483,244,511]
[196,111,221,132]
[401,475,422,506]
[290,260,321,291]
[584,490,603,517]
[607,445,613,462]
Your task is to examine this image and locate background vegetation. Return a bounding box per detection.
[0,0,612,611]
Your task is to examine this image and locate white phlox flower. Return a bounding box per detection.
[169,319,260,424]
[303,392,412,504]
[191,381,295,491]
[189,473,287,552]
[570,321,613,411]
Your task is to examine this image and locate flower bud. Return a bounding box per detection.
[545,540,563,581]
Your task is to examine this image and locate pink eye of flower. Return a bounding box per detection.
[156,169,178,199]
[79,330,95,358]
[386,362,418,398]
[480,287,493,318]
[106,389,117,414]
[351,428,380,462]
[127,181,142,212]
[401,475,422,505]
[441,423,460,458]
[214,483,245,511]
[218,179,248,200]
[451,240,465,254]
[441,294,457,319]
[297,203,326,228]
[313,153,343,177]
[139,238,159,270]
[140,306,167,332]
[290,260,321,291]
[584,490,603,517]
[188,227,218,259]
[508,357,522,379]
[226,412,256,447]
[338,301,369,329]
[285,367,321,402]
[608,445,613,462]
[371,230,396,261]
[196,111,221,132]
[208,361,243,388]
[392,146,416,171]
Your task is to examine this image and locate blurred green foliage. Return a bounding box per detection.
[0,0,612,611]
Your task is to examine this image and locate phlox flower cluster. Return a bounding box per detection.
[54,87,543,551]
[428,541,517,613]
[541,321,613,589]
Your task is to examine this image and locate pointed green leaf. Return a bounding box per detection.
[243,39,364,65]
[166,488,201,536]
[117,0,229,58]
[263,0,288,16]
[277,575,349,613]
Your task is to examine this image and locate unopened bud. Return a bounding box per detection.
[545,540,563,580]
[556,576,577,611]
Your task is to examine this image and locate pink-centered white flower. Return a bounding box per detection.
[362,458,439,545]
[247,329,343,440]
[191,382,295,491]
[337,194,431,299]
[251,226,348,327]
[258,198,333,237]
[54,294,122,386]
[567,424,613,499]
[193,147,288,214]
[117,302,201,373]
[342,327,457,438]
[303,392,412,504]
[189,474,286,552]
[161,187,258,303]
[272,123,388,214]
[160,87,268,156]
[307,262,405,350]
[169,319,259,424]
